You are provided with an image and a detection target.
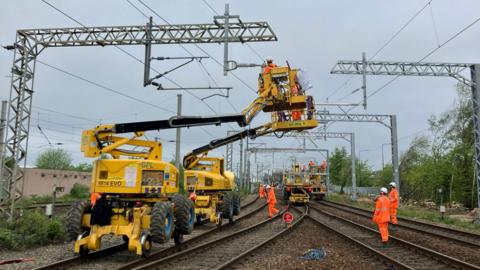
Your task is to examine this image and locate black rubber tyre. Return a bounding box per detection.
[79,245,90,257]
[151,202,174,243]
[66,200,91,240]
[173,230,184,244]
[232,192,241,216]
[221,192,234,222]
[172,194,195,235]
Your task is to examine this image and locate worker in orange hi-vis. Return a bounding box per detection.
[372,187,391,245]
[388,182,399,225]
[259,184,266,198]
[90,192,102,207]
[263,56,277,74]
[266,185,279,218]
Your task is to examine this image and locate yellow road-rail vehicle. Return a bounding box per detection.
[66,115,246,257]
[308,161,328,200]
[182,65,318,225]
[283,163,312,204]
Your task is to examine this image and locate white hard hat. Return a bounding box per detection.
[266,56,273,62]
[266,185,271,189]
[380,187,388,194]
[389,182,396,187]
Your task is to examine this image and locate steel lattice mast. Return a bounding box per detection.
[0,20,277,219]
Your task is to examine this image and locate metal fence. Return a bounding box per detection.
[329,185,378,196]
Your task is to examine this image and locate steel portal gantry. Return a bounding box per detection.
[331,59,480,220]
[0,19,277,219]
[316,111,399,192]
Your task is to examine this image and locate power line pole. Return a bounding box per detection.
[472,65,480,224]
[175,94,182,170]
[0,101,7,200]
[239,138,243,190]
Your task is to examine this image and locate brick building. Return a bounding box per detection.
[22,168,92,197]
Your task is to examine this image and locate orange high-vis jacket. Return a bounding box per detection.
[372,195,390,224]
[267,188,277,204]
[259,185,265,198]
[263,63,277,74]
[389,188,399,209]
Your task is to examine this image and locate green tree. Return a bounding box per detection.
[396,83,476,208]
[70,162,93,172]
[35,148,72,170]
[329,147,354,193]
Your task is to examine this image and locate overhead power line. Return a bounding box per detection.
[33,105,101,123]
[41,0,219,120]
[136,0,258,95]
[368,14,480,99]
[326,0,435,101]
[40,0,224,138]
[37,60,176,114]
[199,0,264,62]
[126,0,239,120]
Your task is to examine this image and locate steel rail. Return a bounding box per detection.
[215,206,308,270]
[33,195,261,270]
[115,196,265,270]
[130,206,306,270]
[322,200,480,248]
[306,214,412,270]
[309,205,480,270]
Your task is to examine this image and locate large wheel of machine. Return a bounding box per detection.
[172,194,195,244]
[221,192,234,222]
[232,191,241,216]
[66,200,91,241]
[151,202,174,243]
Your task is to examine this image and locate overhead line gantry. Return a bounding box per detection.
[0,16,277,219]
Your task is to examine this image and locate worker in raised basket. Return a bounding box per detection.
[263,56,277,74]
[372,187,390,245]
[266,185,279,218]
[388,182,399,225]
[259,183,266,198]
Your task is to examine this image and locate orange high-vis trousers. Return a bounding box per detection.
[390,208,398,224]
[268,203,279,218]
[378,222,389,242]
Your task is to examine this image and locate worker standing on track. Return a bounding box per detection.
[388,182,399,225]
[372,187,390,245]
[259,184,266,198]
[263,56,277,74]
[266,185,279,218]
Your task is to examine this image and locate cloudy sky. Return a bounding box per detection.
[0,0,479,177]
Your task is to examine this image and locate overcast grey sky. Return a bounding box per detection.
[0,0,479,174]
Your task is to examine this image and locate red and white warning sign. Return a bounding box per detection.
[283,211,294,224]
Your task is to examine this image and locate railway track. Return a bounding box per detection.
[317,200,480,266]
[322,200,480,247]
[32,195,262,270]
[128,205,307,270]
[309,204,480,270]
